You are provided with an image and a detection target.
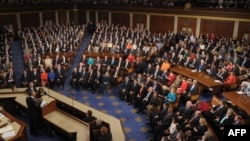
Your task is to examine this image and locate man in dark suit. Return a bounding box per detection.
[122,58,131,70]
[111,66,122,86]
[240,56,250,68]
[128,79,139,104]
[20,70,30,87]
[152,80,161,93]
[151,65,161,79]
[182,110,201,132]
[86,68,96,91]
[82,110,96,123]
[97,126,112,141]
[177,101,195,123]
[5,68,15,87]
[99,72,111,95]
[34,56,44,68]
[216,67,228,81]
[109,56,116,68]
[181,80,199,104]
[134,82,147,108]
[92,70,103,94]
[101,56,109,67]
[60,55,69,67]
[143,63,154,76]
[137,87,153,114]
[55,64,65,88]
[196,59,206,72]
[119,76,131,101]
[26,81,38,93]
[52,54,61,67]
[29,67,40,86]
[70,67,80,91]
[26,90,42,136]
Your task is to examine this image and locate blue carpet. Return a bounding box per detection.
[63,35,91,90]
[11,40,24,87]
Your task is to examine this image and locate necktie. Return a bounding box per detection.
[220,116,228,124]
[242,60,246,67]
[115,70,118,77]
[145,93,151,101]
[189,116,196,123]
[154,69,158,77]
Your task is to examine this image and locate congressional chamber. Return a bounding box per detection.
[0,0,250,141]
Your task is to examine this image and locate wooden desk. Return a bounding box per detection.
[170,66,223,95]
[14,93,89,141]
[222,91,250,115]
[0,88,126,141]
[43,110,89,141]
[43,88,125,141]
[0,110,27,141]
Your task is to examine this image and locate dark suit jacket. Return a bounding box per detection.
[121,80,131,93]
[5,72,15,82]
[197,64,206,72]
[101,59,110,66]
[187,84,198,95]
[52,58,62,66]
[34,59,44,67]
[240,59,250,68]
[144,66,154,76]
[97,133,112,141]
[26,96,41,119]
[26,86,38,93]
[122,61,131,69]
[137,87,147,101]
[194,124,208,136]
[180,107,194,121]
[82,116,96,123]
[55,68,65,80]
[219,114,235,126]
[213,106,227,119]
[152,83,161,93]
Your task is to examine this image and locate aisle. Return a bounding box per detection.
[11,40,24,87]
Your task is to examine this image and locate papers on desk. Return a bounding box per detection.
[2,130,15,139]
[0,113,4,119]
[206,69,211,74]
[237,91,245,95]
[0,124,13,134]
[214,80,223,83]
[40,100,48,108]
[191,69,197,72]
[216,74,223,79]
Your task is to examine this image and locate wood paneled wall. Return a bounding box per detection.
[58,11,67,24]
[200,19,234,37]
[98,12,109,24]
[133,14,146,29]
[111,13,130,27]
[20,13,39,28]
[178,17,197,34]
[78,10,86,24]
[43,12,56,24]
[69,11,79,24]
[89,11,96,23]
[0,14,17,28]
[150,15,174,33]
[238,21,250,38]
